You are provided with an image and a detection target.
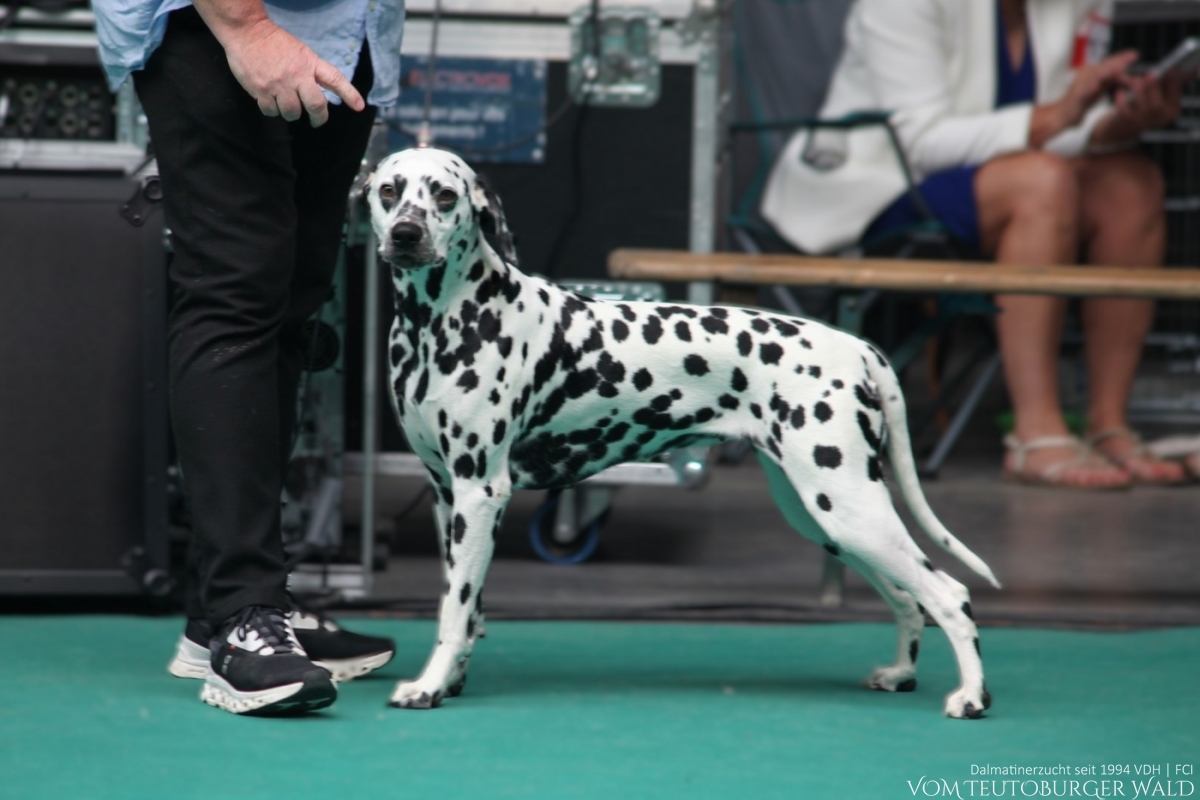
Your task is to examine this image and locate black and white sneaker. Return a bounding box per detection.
[169,603,395,683]
[287,604,396,682]
[200,606,337,715]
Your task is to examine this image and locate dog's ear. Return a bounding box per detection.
[470,172,518,266]
[356,171,375,202]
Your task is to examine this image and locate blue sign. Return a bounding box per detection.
[381,57,548,164]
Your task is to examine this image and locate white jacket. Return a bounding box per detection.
[761,0,1115,254]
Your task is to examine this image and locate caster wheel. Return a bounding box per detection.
[528,492,604,564]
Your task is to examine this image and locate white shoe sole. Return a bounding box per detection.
[168,635,393,683]
[315,650,395,683]
[167,636,210,679]
[200,672,310,715]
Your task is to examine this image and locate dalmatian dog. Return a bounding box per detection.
[366,147,1002,719]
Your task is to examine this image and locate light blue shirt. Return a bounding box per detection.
[92,0,403,107]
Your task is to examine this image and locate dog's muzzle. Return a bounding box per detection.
[381,219,435,268]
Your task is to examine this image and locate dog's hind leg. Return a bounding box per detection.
[757,453,924,692]
[390,476,509,709]
[839,553,925,693]
[758,453,988,718]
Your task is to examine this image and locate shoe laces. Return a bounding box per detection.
[231,605,299,655]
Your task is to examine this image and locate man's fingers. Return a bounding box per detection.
[314,60,365,111]
[298,80,330,127]
[276,89,304,122]
[257,96,281,117]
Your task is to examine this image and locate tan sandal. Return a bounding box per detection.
[1002,434,1131,491]
[1087,428,1190,486]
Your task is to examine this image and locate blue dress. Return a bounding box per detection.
[862,2,1036,252]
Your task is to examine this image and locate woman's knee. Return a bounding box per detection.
[979,151,1079,222]
[1084,152,1165,218]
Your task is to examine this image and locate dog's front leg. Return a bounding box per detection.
[390,477,510,709]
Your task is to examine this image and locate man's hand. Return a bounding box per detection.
[192,0,365,127]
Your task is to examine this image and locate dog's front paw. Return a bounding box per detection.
[943,687,991,719]
[389,680,445,710]
[864,665,917,693]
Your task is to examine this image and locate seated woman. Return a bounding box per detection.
[762,0,1187,489]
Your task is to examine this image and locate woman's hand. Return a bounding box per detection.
[1030,50,1139,148]
[1092,70,1185,144]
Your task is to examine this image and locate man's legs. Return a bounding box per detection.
[137,7,299,625]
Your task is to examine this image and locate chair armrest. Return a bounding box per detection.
[729,110,893,136]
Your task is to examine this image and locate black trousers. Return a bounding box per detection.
[134,7,378,626]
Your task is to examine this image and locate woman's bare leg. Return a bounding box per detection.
[976,151,1128,487]
[1076,152,1184,482]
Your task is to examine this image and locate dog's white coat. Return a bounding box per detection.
[367,148,999,718]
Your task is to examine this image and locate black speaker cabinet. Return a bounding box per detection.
[0,171,168,594]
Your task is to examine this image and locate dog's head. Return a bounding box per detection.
[365,148,517,271]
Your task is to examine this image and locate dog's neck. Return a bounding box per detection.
[389,235,517,332]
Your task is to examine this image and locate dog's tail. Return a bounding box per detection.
[862,344,1002,589]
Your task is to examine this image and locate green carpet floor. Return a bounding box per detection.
[0,618,1195,799]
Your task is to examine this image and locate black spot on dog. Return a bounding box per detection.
[633,368,653,391]
[460,583,472,604]
[719,394,739,410]
[731,368,748,392]
[923,559,934,571]
[612,319,630,342]
[582,327,603,353]
[770,422,782,441]
[855,382,882,410]
[759,342,783,365]
[808,366,822,378]
[466,432,479,449]
[650,394,674,412]
[439,434,450,455]
[597,352,626,384]
[675,321,692,342]
[618,304,637,322]
[973,637,981,656]
[643,317,663,344]
[832,379,844,389]
[492,419,506,445]
[961,602,974,621]
[750,403,763,419]
[772,319,800,337]
[822,539,838,552]
[564,369,600,399]
[438,410,448,428]
[657,305,698,319]
[467,260,485,281]
[814,402,833,422]
[452,423,462,439]
[460,299,478,326]
[489,388,502,405]
[684,355,710,376]
[452,513,467,544]
[909,640,919,664]
[767,438,782,458]
[737,331,753,357]
[700,316,729,335]
[857,411,883,454]
[709,307,728,319]
[868,455,884,482]
[457,370,479,392]
[478,309,501,342]
[750,318,770,334]
[695,407,715,423]
[454,453,476,479]
[790,406,806,429]
[813,445,842,469]
[425,266,445,300]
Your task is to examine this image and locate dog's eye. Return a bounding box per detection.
[436,188,458,211]
[379,184,396,200]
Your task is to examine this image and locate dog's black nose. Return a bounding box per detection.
[391,221,423,247]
